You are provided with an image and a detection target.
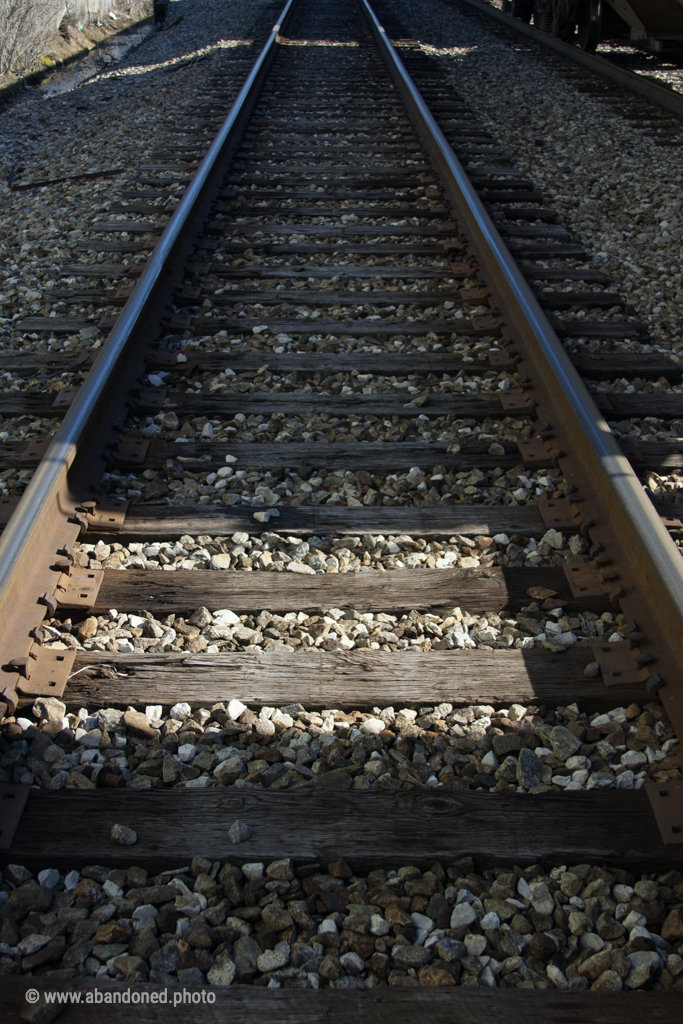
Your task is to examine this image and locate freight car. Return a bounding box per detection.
[503,0,683,53]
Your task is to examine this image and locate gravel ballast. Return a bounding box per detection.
[0,853,681,989]
[0,0,276,356]
[386,0,683,358]
[3,693,679,794]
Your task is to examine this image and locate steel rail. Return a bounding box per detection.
[453,0,683,121]
[0,0,298,697]
[359,0,683,738]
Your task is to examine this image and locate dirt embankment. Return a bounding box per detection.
[0,0,153,91]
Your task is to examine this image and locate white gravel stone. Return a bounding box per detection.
[450,902,478,929]
[215,610,241,628]
[318,919,338,935]
[37,868,60,889]
[369,914,391,936]
[132,904,157,921]
[170,702,191,721]
[207,958,236,986]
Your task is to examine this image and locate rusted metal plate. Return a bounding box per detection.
[0,497,20,527]
[591,640,649,688]
[168,315,193,330]
[646,491,683,529]
[146,351,198,374]
[73,348,98,368]
[448,261,476,277]
[646,782,683,847]
[77,498,129,534]
[98,314,119,331]
[111,438,150,465]
[134,387,168,411]
[657,510,683,530]
[563,562,606,600]
[55,567,104,609]
[517,437,558,468]
[51,386,81,409]
[23,437,52,465]
[471,315,501,333]
[488,349,517,368]
[460,287,489,303]
[537,497,583,532]
[15,647,76,698]
[0,784,30,851]
[499,390,534,413]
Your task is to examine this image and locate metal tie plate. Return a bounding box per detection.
[499,390,535,413]
[0,784,30,851]
[111,438,150,465]
[76,498,129,534]
[460,287,489,303]
[563,562,607,600]
[471,315,502,333]
[590,641,649,688]
[52,386,81,409]
[645,491,683,530]
[146,352,198,374]
[646,782,683,847]
[448,260,476,277]
[23,437,52,465]
[55,566,104,608]
[538,497,584,532]
[517,438,558,467]
[98,314,119,331]
[488,349,518,369]
[15,647,77,698]
[134,387,168,411]
[168,315,193,330]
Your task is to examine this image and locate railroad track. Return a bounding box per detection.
[1,0,683,1016]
